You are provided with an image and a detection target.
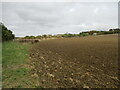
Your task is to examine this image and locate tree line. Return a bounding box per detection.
[0,22,119,40]
[0,22,15,42]
[22,28,120,39]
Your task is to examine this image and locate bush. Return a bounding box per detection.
[36,35,42,39]
[62,33,76,37]
[24,36,35,39]
[79,33,89,37]
[102,31,114,34]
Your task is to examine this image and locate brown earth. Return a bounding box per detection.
[29,34,119,88]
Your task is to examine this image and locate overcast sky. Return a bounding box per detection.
[2,2,118,37]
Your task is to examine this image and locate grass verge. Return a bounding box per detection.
[2,41,39,88]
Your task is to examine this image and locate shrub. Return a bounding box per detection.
[79,33,89,37]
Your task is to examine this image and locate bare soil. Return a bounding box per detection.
[29,34,119,88]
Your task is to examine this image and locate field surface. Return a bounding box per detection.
[30,34,119,88]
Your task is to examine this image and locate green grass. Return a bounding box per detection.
[2,41,40,88]
[2,41,30,68]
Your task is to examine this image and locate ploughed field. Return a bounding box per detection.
[30,34,118,88]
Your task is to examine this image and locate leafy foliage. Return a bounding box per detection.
[0,23,15,42]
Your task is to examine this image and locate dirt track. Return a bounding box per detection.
[29,34,119,88]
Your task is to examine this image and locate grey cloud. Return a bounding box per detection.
[2,2,118,37]
[0,2,2,22]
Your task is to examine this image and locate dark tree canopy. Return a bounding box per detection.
[0,22,15,42]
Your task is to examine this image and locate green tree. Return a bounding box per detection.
[1,23,15,42]
[29,36,35,39]
[36,35,42,39]
[42,34,47,38]
[24,36,30,39]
